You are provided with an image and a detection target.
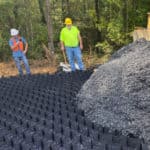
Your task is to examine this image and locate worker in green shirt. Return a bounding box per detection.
[60,17,85,71]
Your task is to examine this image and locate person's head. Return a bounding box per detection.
[10,28,19,37]
[64,18,72,29]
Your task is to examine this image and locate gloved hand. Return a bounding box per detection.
[16,41,20,45]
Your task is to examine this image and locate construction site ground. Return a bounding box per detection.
[0,59,57,77]
[0,54,108,77]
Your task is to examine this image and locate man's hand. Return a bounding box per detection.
[16,41,20,45]
[12,41,19,49]
[23,50,27,54]
[61,45,65,51]
[80,43,83,50]
[78,33,83,50]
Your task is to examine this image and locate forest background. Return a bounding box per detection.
[0,0,150,75]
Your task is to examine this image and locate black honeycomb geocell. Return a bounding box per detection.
[0,70,148,150]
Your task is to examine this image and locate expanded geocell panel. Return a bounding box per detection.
[0,70,148,150]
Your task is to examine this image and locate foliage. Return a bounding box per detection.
[95,40,113,56]
[0,0,149,61]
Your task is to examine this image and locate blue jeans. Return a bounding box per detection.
[65,46,84,71]
[13,54,30,75]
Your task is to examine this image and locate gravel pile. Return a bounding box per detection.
[77,38,150,146]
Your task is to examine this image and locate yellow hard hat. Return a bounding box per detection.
[64,18,72,25]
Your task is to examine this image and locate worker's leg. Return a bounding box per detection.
[65,47,75,71]
[74,47,84,70]
[13,57,23,75]
[22,54,31,74]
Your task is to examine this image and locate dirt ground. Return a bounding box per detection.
[0,59,57,77]
[0,55,109,77]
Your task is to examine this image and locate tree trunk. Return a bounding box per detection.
[122,0,128,33]
[45,0,56,66]
[38,0,46,24]
[66,0,70,15]
[94,0,101,41]
[45,0,55,53]
[61,0,65,20]
[132,0,135,27]
[95,0,100,20]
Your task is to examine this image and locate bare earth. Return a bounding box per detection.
[0,59,57,77]
[0,55,108,77]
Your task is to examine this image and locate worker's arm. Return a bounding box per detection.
[21,37,28,54]
[60,28,68,51]
[23,42,28,54]
[60,29,65,51]
[78,33,83,50]
[60,41,65,51]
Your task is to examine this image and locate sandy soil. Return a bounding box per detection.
[0,59,57,77]
[0,54,108,77]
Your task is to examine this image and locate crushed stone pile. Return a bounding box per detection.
[77,38,150,146]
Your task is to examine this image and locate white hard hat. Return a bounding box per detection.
[10,28,19,36]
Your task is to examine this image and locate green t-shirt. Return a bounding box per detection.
[60,26,79,47]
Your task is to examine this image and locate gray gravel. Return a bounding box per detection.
[77,38,150,146]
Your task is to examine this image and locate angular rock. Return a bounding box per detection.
[77,38,150,147]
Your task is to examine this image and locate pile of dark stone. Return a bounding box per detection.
[77,39,150,149]
[0,69,148,150]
